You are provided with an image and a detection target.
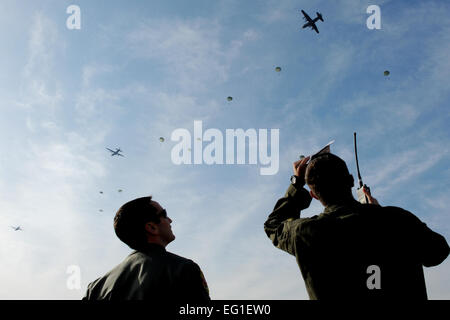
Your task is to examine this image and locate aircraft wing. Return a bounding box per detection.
[312,23,319,33]
[106,148,115,153]
[301,10,313,23]
[117,153,125,157]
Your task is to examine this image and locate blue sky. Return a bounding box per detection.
[0,0,449,299]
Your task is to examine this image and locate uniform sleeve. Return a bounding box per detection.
[81,281,94,300]
[416,221,450,267]
[178,262,211,301]
[81,277,106,300]
[393,207,450,267]
[81,289,89,300]
[264,184,312,256]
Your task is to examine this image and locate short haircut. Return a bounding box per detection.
[113,196,161,250]
[305,153,353,205]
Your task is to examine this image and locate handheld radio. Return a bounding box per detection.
[354,132,370,204]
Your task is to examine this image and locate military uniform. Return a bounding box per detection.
[83,243,210,300]
[264,184,450,300]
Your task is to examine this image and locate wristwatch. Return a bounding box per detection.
[290,175,302,186]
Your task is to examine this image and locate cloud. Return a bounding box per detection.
[0,10,118,299]
[16,11,64,123]
[127,18,227,88]
[243,29,260,41]
[82,64,116,88]
[421,190,450,236]
[126,17,257,93]
[0,137,108,298]
[24,12,59,79]
[75,87,121,120]
[365,142,447,198]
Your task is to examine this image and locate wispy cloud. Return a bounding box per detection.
[81,64,116,88]
[363,142,448,206]
[24,12,59,79]
[16,11,64,129]
[126,17,257,93]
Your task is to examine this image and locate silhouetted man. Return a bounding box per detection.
[83,196,210,300]
[264,153,449,299]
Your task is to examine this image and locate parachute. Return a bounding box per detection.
[384,70,390,76]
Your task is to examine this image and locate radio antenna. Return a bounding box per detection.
[354,132,369,203]
[354,132,363,188]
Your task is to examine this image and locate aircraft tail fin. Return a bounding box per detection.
[316,12,324,22]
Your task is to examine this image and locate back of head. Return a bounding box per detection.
[305,153,354,206]
[113,196,160,250]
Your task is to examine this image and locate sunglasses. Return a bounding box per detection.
[157,209,168,219]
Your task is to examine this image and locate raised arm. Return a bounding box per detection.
[264,157,313,255]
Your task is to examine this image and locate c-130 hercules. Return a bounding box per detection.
[301,10,324,34]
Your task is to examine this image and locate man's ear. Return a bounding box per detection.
[309,190,319,200]
[145,222,159,235]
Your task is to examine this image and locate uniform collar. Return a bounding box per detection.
[322,199,361,215]
[138,243,167,254]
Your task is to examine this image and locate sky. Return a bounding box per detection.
[0,0,449,299]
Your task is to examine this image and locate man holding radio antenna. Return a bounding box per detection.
[264,136,449,300]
